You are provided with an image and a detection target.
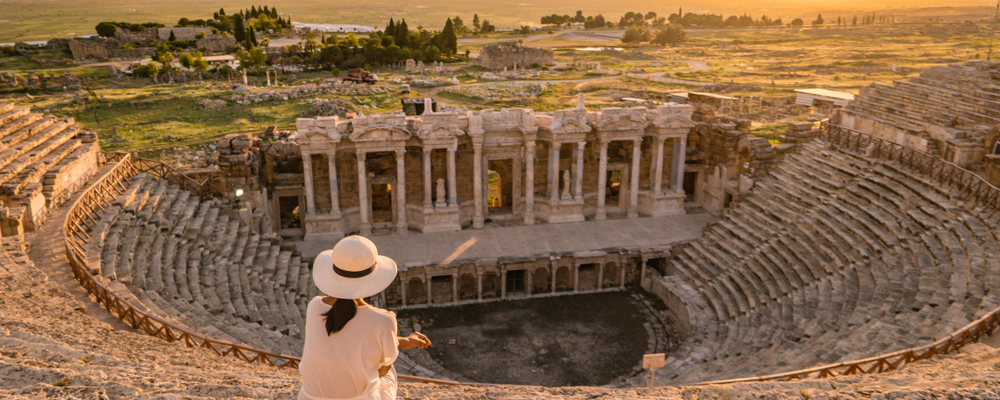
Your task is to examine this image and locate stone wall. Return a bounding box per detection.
[197,35,236,53]
[69,38,112,59]
[471,41,554,70]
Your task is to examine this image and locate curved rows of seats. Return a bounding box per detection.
[0,102,98,229]
[657,140,1000,384]
[92,173,316,357]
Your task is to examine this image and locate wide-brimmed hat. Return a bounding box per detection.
[313,236,397,299]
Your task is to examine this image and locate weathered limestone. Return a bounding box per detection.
[470,41,554,70]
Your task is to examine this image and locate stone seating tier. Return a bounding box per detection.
[654,140,1000,384]
[93,174,314,357]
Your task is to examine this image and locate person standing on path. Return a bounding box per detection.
[299,235,431,400]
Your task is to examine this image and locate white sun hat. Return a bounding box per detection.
[313,235,398,299]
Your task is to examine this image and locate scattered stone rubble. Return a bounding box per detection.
[444,82,552,101]
[231,82,391,105]
[300,98,355,118]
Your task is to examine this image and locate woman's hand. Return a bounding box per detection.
[398,332,432,350]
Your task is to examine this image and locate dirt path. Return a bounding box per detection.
[25,163,133,331]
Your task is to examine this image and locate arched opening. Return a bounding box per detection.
[555,266,573,292]
[406,277,426,304]
[481,272,501,298]
[532,267,550,293]
[578,263,598,291]
[603,262,619,288]
[430,275,453,303]
[458,273,477,300]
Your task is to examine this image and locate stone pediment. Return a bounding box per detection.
[651,113,696,129]
[349,124,411,142]
[294,128,341,144]
[595,109,648,131]
[417,123,465,140]
[480,108,537,133]
[650,104,695,130]
[551,117,591,134]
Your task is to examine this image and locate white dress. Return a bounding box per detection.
[298,297,399,400]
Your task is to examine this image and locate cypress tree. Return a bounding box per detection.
[442,18,457,55]
[250,6,257,18]
[250,27,258,46]
[219,7,225,16]
[388,18,395,36]
[168,30,176,41]
[271,6,278,19]
[234,15,246,42]
[397,19,410,48]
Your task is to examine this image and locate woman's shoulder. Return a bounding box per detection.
[358,305,396,322]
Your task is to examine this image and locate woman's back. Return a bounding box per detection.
[299,297,399,400]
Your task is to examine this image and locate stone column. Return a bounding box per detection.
[526,268,533,297]
[447,148,458,207]
[395,148,407,234]
[500,269,507,299]
[357,151,371,236]
[328,151,340,215]
[672,137,687,193]
[628,139,642,218]
[551,263,557,294]
[524,141,536,225]
[574,142,585,200]
[302,152,316,214]
[653,138,666,194]
[477,269,484,300]
[473,143,484,228]
[550,143,561,203]
[423,148,432,208]
[426,276,432,305]
[620,263,626,289]
[573,264,580,293]
[595,140,609,221]
[452,272,459,304]
[597,263,604,291]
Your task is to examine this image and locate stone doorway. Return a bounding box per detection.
[605,166,628,212]
[578,264,598,291]
[683,171,697,199]
[369,177,397,232]
[505,269,525,297]
[648,258,668,276]
[487,159,515,216]
[278,196,302,230]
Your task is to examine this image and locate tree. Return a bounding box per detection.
[236,47,266,70]
[219,7,226,16]
[574,10,585,23]
[724,15,739,27]
[812,13,824,26]
[852,15,858,25]
[620,25,650,43]
[423,45,440,61]
[133,63,159,78]
[344,32,359,47]
[397,19,410,48]
[518,25,532,35]
[480,20,496,33]
[441,18,458,55]
[473,14,481,32]
[96,22,118,38]
[234,15,246,42]
[168,30,177,41]
[651,24,686,46]
[645,11,657,20]
[791,18,804,27]
[179,53,194,68]
[453,16,467,35]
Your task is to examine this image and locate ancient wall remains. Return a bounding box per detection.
[471,41,554,70]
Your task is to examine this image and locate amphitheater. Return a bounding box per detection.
[3,61,1000,399]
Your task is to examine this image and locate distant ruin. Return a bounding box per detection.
[471,41,554,70]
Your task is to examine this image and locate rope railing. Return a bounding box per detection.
[61,154,459,386]
[60,132,1000,388]
[689,123,1000,385]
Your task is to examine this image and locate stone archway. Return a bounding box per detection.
[532,267,550,293]
[406,277,427,304]
[458,273,477,300]
[555,266,572,292]
[482,272,501,298]
[603,262,619,288]
[578,264,598,291]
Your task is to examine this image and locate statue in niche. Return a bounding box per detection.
[561,170,571,199]
[738,174,754,192]
[435,178,447,206]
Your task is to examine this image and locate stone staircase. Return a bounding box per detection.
[91,173,317,357]
[654,139,1000,384]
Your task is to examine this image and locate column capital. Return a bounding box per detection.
[423,147,433,155]
[633,138,643,146]
[447,147,457,153]
[577,141,586,148]
[396,148,406,157]
[356,149,367,158]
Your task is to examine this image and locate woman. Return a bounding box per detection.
[299,235,431,400]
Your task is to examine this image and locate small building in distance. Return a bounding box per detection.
[471,41,554,70]
[794,88,854,108]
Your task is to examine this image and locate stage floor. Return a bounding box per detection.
[294,209,715,267]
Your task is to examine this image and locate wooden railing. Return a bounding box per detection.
[689,123,1000,385]
[62,153,460,385]
[819,123,1000,219]
[105,152,225,199]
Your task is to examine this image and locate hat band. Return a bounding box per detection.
[333,263,376,278]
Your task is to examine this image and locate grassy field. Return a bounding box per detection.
[1,0,993,43]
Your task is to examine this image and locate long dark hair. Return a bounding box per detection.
[322,298,357,335]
